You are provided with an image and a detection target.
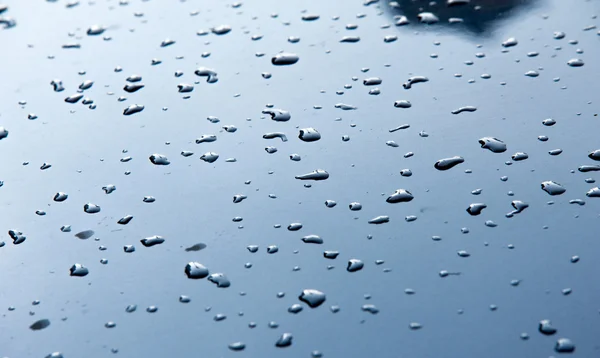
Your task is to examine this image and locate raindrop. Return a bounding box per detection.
[140,235,165,247]
[347,259,364,272]
[502,37,518,47]
[302,235,323,244]
[123,104,144,115]
[539,319,557,335]
[295,169,329,181]
[466,203,487,216]
[362,304,379,314]
[275,333,293,347]
[271,53,299,65]
[211,24,231,35]
[298,128,321,142]
[262,108,291,122]
[194,67,218,83]
[149,154,170,165]
[403,76,429,89]
[394,100,412,108]
[434,156,464,171]
[64,93,84,103]
[555,338,575,353]
[363,77,382,86]
[200,152,219,163]
[417,12,439,24]
[208,273,231,288]
[263,132,288,141]
[69,264,89,277]
[299,289,326,308]
[83,203,101,213]
[541,181,566,195]
[229,342,245,351]
[53,192,68,202]
[349,202,362,211]
[512,152,528,161]
[368,216,389,224]
[451,106,477,114]
[177,84,194,93]
[567,58,584,67]
[185,262,209,279]
[479,137,507,153]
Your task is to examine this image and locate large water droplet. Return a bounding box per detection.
[434,156,464,171]
[185,262,209,279]
[272,53,299,65]
[69,263,89,277]
[299,289,326,308]
[541,181,566,195]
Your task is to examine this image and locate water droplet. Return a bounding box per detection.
[539,319,557,335]
[479,137,507,153]
[288,223,303,231]
[298,128,321,142]
[267,245,278,254]
[275,333,293,347]
[525,70,539,77]
[586,187,600,197]
[466,203,487,216]
[228,342,245,351]
[394,100,412,108]
[53,192,68,202]
[301,13,320,21]
[123,104,144,115]
[541,181,566,195]
[295,169,329,181]
[349,202,362,211]
[87,24,104,35]
[262,108,291,122]
[185,262,209,279]
[362,304,379,314]
[271,53,299,65]
[502,37,518,47]
[45,353,63,358]
[555,338,575,353]
[299,289,326,308]
[194,67,218,83]
[347,259,364,272]
[368,216,389,224]
[383,35,397,43]
[263,132,288,142]
[553,31,566,39]
[512,152,528,161]
[301,234,323,244]
[208,273,231,287]
[149,154,170,165]
[403,76,429,89]
[325,200,337,208]
[64,93,84,103]
[451,106,477,114]
[567,58,584,67]
[200,152,219,163]
[79,80,93,90]
[386,189,414,203]
[340,36,361,43]
[363,77,382,86]
[417,12,439,24]
[434,156,464,171]
[69,264,89,277]
[140,235,164,247]
[83,203,101,213]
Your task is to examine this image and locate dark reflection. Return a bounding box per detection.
[384,0,539,35]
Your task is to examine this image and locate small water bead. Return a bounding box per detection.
[502,37,518,47]
[363,77,382,86]
[149,154,170,165]
[146,306,158,313]
[394,100,411,108]
[228,342,245,351]
[271,53,299,65]
[83,203,100,214]
[299,289,326,308]
[405,215,417,222]
[417,12,439,24]
[267,245,279,254]
[123,104,144,115]
[302,235,323,244]
[409,322,422,330]
[53,192,68,202]
[335,103,357,110]
[553,31,566,39]
[342,135,350,142]
[324,200,337,208]
[362,304,379,314]
[541,181,566,195]
[403,76,429,89]
[349,202,362,211]
[383,35,397,43]
[262,108,291,121]
[185,262,209,279]
[347,259,364,272]
[275,333,293,347]
[586,187,600,197]
[512,152,528,161]
[525,70,539,77]
[451,106,477,114]
[567,58,584,67]
[368,216,389,224]
[434,156,464,170]
[298,128,321,142]
[479,137,507,153]
[200,152,219,163]
[140,235,164,247]
[387,189,414,203]
[295,169,329,181]
[404,152,414,158]
[539,319,557,335]
[555,338,575,353]
[67,262,90,277]
[340,35,360,43]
